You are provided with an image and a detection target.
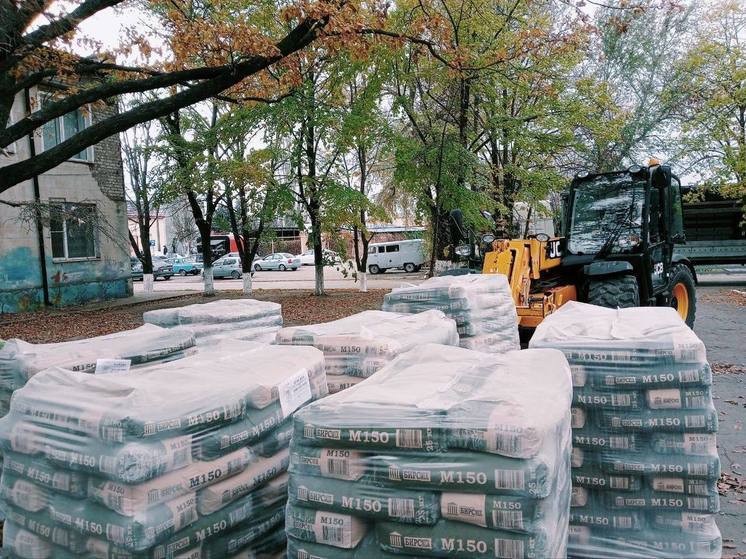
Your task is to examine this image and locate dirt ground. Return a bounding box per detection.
[0,290,386,343]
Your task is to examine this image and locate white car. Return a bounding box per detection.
[297,249,341,266]
[211,256,243,279]
[253,253,301,271]
[367,239,425,274]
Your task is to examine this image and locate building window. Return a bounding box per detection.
[40,95,93,162]
[50,202,98,259]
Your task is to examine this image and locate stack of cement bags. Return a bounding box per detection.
[0,324,197,418]
[530,302,721,559]
[275,310,459,394]
[286,343,573,558]
[0,343,327,558]
[382,274,519,353]
[144,299,283,344]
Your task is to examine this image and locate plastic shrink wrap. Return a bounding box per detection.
[144,299,283,344]
[382,274,519,353]
[0,341,327,558]
[0,323,197,431]
[275,310,459,393]
[286,343,572,558]
[530,301,721,559]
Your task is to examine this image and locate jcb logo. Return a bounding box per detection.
[546,239,562,259]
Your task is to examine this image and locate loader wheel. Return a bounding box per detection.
[668,264,696,327]
[587,275,640,309]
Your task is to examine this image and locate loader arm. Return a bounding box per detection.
[483,238,577,328]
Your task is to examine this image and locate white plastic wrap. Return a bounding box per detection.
[144,299,281,327]
[275,310,459,393]
[382,274,519,353]
[530,302,721,559]
[0,324,197,419]
[143,299,283,346]
[286,343,573,558]
[0,342,327,557]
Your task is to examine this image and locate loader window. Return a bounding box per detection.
[649,188,662,243]
[568,173,645,255]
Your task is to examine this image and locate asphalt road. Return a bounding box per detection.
[694,286,746,557]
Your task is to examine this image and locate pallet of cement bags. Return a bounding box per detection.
[530,301,722,559]
[275,310,459,393]
[382,274,519,353]
[143,299,283,344]
[0,341,327,558]
[0,324,197,419]
[286,343,573,558]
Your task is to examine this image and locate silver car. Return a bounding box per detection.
[211,256,243,279]
[253,253,301,271]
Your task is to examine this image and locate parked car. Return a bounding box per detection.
[367,239,425,274]
[297,249,341,266]
[130,256,174,280]
[253,253,301,271]
[172,257,203,276]
[211,256,244,279]
[151,256,175,280]
[131,258,143,281]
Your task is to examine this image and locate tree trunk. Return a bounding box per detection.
[198,226,214,297]
[143,273,154,293]
[203,266,214,296]
[310,209,325,296]
[428,203,439,278]
[523,204,533,238]
[242,273,252,295]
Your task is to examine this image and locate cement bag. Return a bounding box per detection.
[221,525,287,559]
[288,473,440,525]
[568,521,722,559]
[87,446,254,515]
[440,491,554,534]
[290,447,368,481]
[1,420,193,483]
[285,503,369,549]
[529,302,707,366]
[181,315,282,340]
[1,343,325,447]
[530,302,721,559]
[197,448,290,515]
[287,533,412,558]
[2,452,87,498]
[1,505,87,554]
[275,310,458,359]
[569,363,713,390]
[0,324,196,392]
[196,325,282,346]
[326,374,365,394]
[144,476,288,559]
[143,298,281,327]
[2,521,57,559]
[376,520,552,558]
[49,491,198,551]
[382,274,519,354]
[201,503,286,558]
[367,450,553,498]
[294,344,571,460]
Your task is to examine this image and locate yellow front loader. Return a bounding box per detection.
[449,163,697,331]
[482,237,577,328]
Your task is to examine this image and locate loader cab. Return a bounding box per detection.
[562,163,695,325]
